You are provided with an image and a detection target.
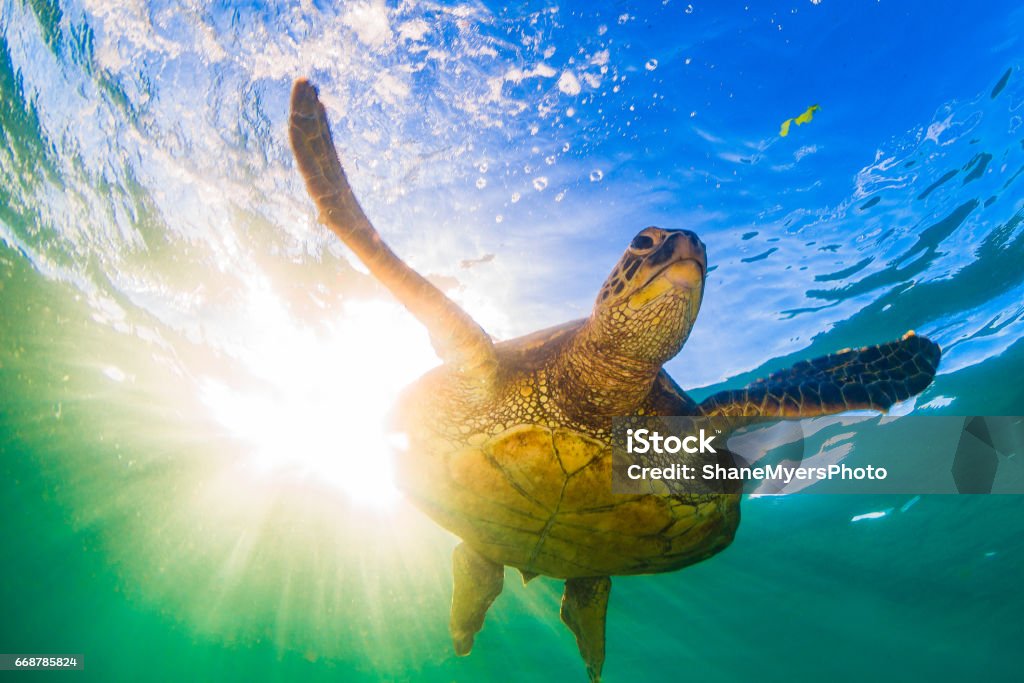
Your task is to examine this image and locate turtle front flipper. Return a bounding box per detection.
[700,331,941,417]
[288,79,496,382]
[561,576,612,683]
[450,543,504,656]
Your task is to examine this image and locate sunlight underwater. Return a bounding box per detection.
[1,0,1023,680]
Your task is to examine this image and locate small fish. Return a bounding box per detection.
[850,509,892,522]
[780,104,821,137]
[899,495,921,513]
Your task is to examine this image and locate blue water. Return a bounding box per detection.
[1,1,1023,680]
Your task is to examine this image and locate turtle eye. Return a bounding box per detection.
[630,234,655,251]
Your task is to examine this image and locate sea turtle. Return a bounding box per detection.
[288,79,940,681]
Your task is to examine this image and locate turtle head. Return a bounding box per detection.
[589,227,706,365]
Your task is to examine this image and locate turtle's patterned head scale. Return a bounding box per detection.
[591,227,707,366]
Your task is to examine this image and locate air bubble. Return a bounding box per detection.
[533,177,549,191]
[476,178,487,189]
[590,169,604,182]
[645,59,658,71]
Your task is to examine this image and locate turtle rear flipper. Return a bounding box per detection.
[700,331,940,417]
[561,576,612,683]
[450,543,504,656]
[289,79,496,381]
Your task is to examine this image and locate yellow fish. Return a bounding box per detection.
[779,104,820,137]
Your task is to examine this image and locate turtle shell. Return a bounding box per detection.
[394,322,739,580]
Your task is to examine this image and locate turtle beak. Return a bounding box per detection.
[644,230,707,288]
[628,234,706,310]
[662,260,704,288]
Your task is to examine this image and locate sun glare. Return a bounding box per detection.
[199,281,439,507]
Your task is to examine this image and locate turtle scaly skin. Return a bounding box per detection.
[289,79,941,682]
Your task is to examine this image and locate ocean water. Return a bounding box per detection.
[1,1,1023,681]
